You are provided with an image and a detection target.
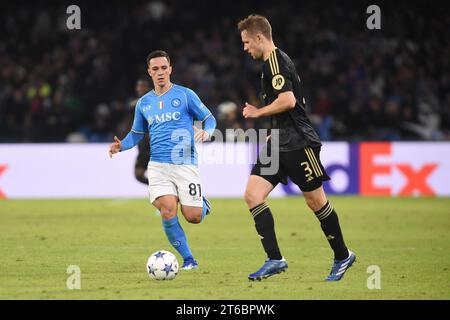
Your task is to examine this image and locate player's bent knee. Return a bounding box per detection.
[304,195,326,212]
[305,198,317,211]
[159,207,177,220]
[186,215,201,224]
[303,186,328,212]
[181,207,202,224]
[244,190,265,208]
[155,201,177,220]
[186,213,202,224]
[154,196,178,216]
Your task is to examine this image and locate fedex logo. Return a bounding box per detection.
[359,143,438,196]
[282,143,441,196]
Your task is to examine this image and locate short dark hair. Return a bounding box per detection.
[146,50,171,66]
[237,14,272,40]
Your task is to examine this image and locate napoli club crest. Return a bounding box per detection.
[171,98,181,107]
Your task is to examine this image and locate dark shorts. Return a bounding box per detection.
[251,145,330,192]
[135,151,150,170]
[135,138,150,170]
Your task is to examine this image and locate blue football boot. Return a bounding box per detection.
[181,257,199,270]
[325,250,356,281]
[248,258,288,281]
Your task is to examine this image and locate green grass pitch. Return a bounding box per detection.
[0,197,449,299]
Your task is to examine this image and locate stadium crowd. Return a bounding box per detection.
[0,0,448,142]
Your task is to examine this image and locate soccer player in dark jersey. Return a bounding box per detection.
[129,78,151,185]
[238,14,356,281]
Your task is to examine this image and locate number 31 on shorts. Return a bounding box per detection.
[300,161,314,182]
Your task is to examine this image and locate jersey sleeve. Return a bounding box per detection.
[266,50,293,94]
[131,98,147,134]
[185,88,212,121]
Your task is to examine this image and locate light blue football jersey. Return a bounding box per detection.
[131,84,212,165]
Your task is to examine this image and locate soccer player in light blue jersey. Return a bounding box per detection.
[109,50,216,270]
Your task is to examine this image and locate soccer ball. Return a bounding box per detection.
[146,250,179,280]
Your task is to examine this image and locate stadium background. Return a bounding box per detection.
[1,0,449,198]
[0,0,449,300]
[1,0,448,143]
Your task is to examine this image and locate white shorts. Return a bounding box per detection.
[147,161,203,207]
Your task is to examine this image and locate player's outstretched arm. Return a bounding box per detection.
[108,131,144,158]
[108,136,122,158]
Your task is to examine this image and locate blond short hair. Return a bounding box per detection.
[237,14,272,40]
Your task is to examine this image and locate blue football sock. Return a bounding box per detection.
[162,216,193,261]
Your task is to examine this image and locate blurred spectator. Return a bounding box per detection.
[0,0,448,143]
[216,101,247,141]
